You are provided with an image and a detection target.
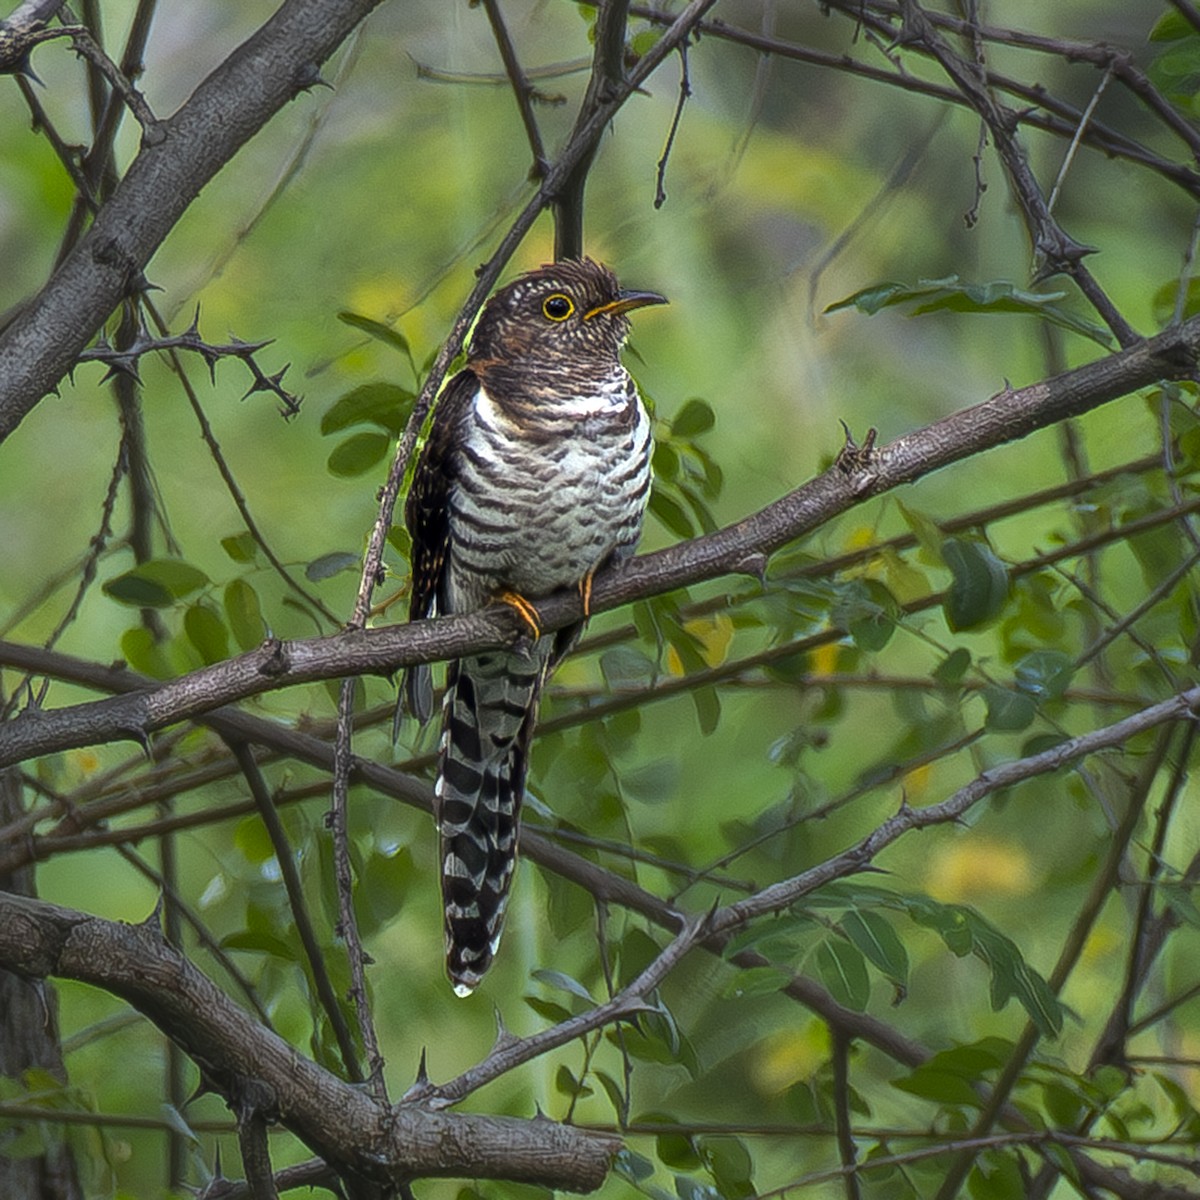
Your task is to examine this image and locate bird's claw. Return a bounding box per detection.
[495,590,543,640]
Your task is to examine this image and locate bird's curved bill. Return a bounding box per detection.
[584,290,669,320]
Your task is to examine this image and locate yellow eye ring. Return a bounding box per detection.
[542,293,575,321]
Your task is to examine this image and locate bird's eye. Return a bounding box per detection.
[542,293,575,321]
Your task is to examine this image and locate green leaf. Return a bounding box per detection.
[968,1150,1025,1200]
[523,995,572,1024]
[815,938,870,1011]
[613,1150,655,1184]
[942,538,1009,631]
[629,28,662,58]
[599,645,654,688]
[896,499,945,560]
[220,532,258,563]
[530,968,595,1004]
[337,311,413,357]
[826,275,1112,346]
[306,551,360,581]
[224,579,265,651]
[834,578,898,652]
[672,397,715,438]
[650,485,695,539]
[840,909,909,985]
[1013,650,1074,701]
[221,929,298,961]
[233,815,275,864]
[703,1137,755,1200]
[892,1065,982,1107]
[120,626,171,678]
[595,1070,627,1121]
[656,1127,701,1170]
[104,559,209,608]
[983,686,1036,732]
[320,382,416,436]
[933,647,972,686]
[1151,277,1200,326]
[720,966,791,999]
[354,846,413,933]
[327,431,390,477]
[1151,11,1193,40]
[689,684,720,736]
[184,602,229,665]
[653,440,680,481]
[555,1064,592,1098]
[622,758,680,803]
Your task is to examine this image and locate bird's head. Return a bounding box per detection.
[468,258,667,368]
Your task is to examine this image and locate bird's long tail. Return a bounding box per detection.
[436,645,551,996]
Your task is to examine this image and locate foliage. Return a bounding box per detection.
[2,2,1200,1200]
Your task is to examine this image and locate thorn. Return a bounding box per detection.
[492,1006,516,1051]
[734,551,768,585]
[129,725,153,761]
[294,61,332,92]
[100,357,142,385]
[138,893,166,934]
[400,1048,432,1102]
[16,56,44,86]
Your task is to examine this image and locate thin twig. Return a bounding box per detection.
[1045,65,1112,215]
[330,677,386,1101]
[654,42,691,208]
[481,0,549,177]
[229,738,364,1083]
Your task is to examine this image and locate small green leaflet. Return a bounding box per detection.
[942,538,1009,631]
[826,275,1113,347]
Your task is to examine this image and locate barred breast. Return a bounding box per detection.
[444,374,652,614]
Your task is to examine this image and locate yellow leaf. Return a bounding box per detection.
[751,1023,830,1093]
[925,837,1036,901]
[844,525,878,551]
[810,640,841,676]
[74,750,100,775]
[900,762,931,800]
[688,613,733,667]
[665,613,734,676]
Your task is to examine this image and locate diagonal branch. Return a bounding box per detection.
[2,310,1197,769]
[0,890,621,1191]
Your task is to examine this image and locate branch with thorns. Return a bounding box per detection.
[76,310,301,417]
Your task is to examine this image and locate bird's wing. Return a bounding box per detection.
[401,368,476,722]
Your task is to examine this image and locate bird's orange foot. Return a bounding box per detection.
[578,569,596,618]
[495,590,542,639]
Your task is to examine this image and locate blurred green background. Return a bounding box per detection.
[1,2,1196,1197]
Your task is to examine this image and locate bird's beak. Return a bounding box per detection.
[584,289,669,320]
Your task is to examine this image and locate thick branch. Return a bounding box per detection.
[0,0,386,442]
[1,313,1195,768]
[0,891,620,1191]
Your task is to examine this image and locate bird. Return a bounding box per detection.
[402,258,667,996]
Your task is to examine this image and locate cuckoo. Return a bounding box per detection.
[403,258,666,995]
